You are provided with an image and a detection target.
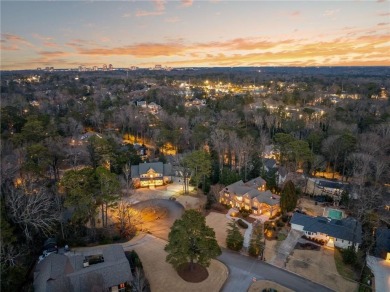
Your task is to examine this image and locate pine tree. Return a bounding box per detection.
[248,222,265,258]
[280,180,297,213]
[226,220,244,251]
[165,210,221,271]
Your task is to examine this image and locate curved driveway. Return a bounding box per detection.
[129,200,334,292]
[132,199,184,240]
[218,249,334,292]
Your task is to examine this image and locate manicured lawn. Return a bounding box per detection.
[334,248,356,280]
[277,233,287,241]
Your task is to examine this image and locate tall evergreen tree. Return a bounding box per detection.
[280,180,297,213]
[248,222,265,258]
[183,150,212,192]
[226,220,244,251]
[165,210,221,271]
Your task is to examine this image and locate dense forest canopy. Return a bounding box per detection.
[1,67,389,291]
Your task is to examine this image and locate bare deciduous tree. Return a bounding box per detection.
[123,163,132,197]
[4,183,59,241]
[114,201,142,238]
[0,241,26,269]
[210,128,227,172]
[131,267,150,292]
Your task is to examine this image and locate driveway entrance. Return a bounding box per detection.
[270,229,304,268]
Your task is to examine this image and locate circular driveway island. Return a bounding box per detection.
[132,199,185,240]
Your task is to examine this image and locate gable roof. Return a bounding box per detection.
[34,245,132,292]
[243,177,266,188]
[254,190,280,206]
[316,179,345,189]
[263,158,277,170]
[290,212,362,243]
[131,162,172,178]
[375,228,390,258]
[277,166,288,177]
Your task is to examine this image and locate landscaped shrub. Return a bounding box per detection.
[276,220,285,227]
[126,250,143,270]
[264,221,276,231]
[226,220,244,251]
[98,235,113,245]
[239,208,253,218]
[237,219,248,229]
[269,211,281,220]
[281,214,289,223]
[341,247,357,265]
[211,203,227,213]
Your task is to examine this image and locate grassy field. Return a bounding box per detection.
[334,248,357,280]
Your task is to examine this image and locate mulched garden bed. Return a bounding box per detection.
[295,242,321,251]
[177,262,209,283]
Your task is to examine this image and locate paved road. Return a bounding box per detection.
[218,249,334,292]
[132,199,184,240]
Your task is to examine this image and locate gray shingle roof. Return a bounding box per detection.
[290,212,362,243]
[244,177,266,188]
[255,190,280,206]
[131,162,172,178]
[263,158,277,170]
[316,179,345,189]
[34,245,132,292]
[375,228,390,259]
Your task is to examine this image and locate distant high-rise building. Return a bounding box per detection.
[130,66,139,70]
[108,64,113,70]
[93,66,98,71]
[37,67,42,71]
[102,64,107,71]
[154,64,162,70]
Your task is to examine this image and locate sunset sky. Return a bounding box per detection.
[1,0,389,70]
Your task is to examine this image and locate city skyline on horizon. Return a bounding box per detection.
[1,0,389,70]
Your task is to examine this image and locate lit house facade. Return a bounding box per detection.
[290,213,362,251]
[131,162,172,188]
[219,177,281,217]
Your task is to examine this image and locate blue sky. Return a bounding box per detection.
[1,0,389,69]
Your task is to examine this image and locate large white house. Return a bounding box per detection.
[290,213,362,251]
[131,162,172,188]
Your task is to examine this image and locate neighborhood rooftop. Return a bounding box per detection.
[34,245,132,292]
[290,212,362,244]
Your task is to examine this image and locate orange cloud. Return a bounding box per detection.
[165,16,180,23]
[153,0,166,11]
[1,33,34,50]
[63,29,389,67]
[76,43,187,57]
[136,0,165,17]
[181,0,193,7]
[135,10,164,17]
[323,9,340,17]
[38,51,70,58]
[290,11,301,17]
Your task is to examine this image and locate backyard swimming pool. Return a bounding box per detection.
[328,209,343,220]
